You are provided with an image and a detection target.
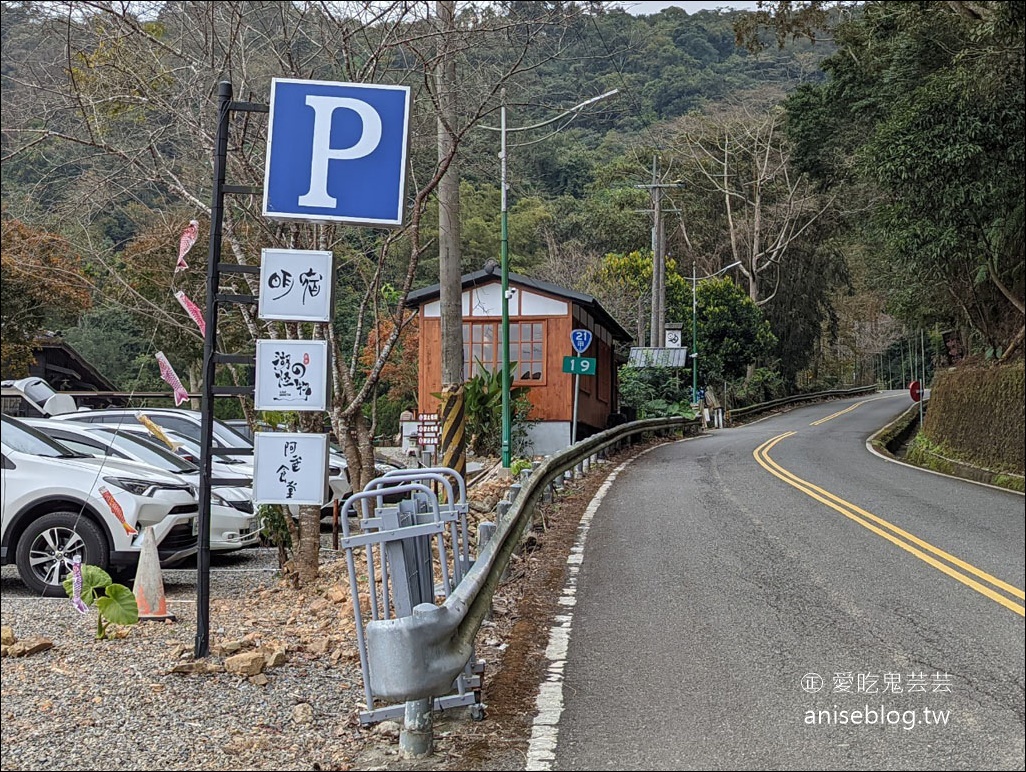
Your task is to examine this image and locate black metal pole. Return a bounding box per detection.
[195,81,232,659]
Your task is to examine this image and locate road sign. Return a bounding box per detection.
[254,339,330,411]
[570,328,593,355]
[253,432,329,505]
[563,356,597,376]
[909,379,922,402]
[258,248,334,322]
[263,78,411,226]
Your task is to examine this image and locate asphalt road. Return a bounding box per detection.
[550,391,1025,771]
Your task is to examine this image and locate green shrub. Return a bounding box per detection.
[732,368,786,407]
[63,563,138,640]
[618,364,695,418]
[509,457,533,477]
[459,363,535,457]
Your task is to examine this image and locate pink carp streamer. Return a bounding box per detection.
[71,555,88,613]
[174,290,206,336]
[98,486,138,536]
[156,352,190,406]
[176,220,199,273]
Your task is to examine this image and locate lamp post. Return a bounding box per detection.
[486,88,618,468]
[691,259,742,403]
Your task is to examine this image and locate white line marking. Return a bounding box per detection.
[524,443,671,770]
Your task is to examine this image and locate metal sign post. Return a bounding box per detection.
[195,83,268,659]
[569,329,593,445]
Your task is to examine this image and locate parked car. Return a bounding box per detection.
[56,408,379,508]
[20,419,260,552]
[1,415,198,596]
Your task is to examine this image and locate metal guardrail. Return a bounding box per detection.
[362,415,700,704]
[727,385,878,421]
[338,468,480,724]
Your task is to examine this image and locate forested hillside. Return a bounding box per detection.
[1,1,1022,442]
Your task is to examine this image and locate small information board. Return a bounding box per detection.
[563,356,597,376]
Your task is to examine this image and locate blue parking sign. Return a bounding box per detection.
[571,328,593,354]
[263,78,411,226]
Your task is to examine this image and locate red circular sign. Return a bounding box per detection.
[909,380,922,402]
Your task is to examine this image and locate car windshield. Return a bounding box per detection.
[215,420,254,449]
[94,428,198,473]
[124,428,244,466]
[0,415,90,458]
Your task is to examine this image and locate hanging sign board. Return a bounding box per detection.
[254,339,330,411]
[263,78,411,226]
[258,249,334,322]
[253,432,329,505]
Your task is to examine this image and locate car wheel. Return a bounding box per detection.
[14,512,110,598]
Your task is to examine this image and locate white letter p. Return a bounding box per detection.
[298,96,382,209]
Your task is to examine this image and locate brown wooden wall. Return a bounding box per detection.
[417,301,620,431]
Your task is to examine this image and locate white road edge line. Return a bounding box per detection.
[524,442,678,771]
[865,429,1024,496]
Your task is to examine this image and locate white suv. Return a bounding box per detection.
[56,408,354,507]
[20,419,260,553]
[1,415,198,596]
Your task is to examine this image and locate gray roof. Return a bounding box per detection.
[405,269,633,343]
[627,347,691,368]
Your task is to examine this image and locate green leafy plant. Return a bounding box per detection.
[509,457,533,477]
[435,362,535,457]
[62,565,139,640]
[618,364,695,419]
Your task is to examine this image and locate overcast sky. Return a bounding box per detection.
[615,1,763,14]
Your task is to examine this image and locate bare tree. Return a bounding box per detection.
[1,0,593,584]
[666,97,835,308]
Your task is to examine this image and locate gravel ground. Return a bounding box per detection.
[1,450,630,772]
[1,540,376,771]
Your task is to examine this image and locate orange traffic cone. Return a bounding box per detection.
[132,526,176,622]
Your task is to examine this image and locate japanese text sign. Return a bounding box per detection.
[254,339,330,411]
[253,432,329,505]
[258,248,334,322]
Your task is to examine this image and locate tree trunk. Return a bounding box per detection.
[437,0,466,479]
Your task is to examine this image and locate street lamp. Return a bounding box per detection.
[482,88,618,467]
[691,259,742,404]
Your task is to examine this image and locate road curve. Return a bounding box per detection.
[542,391,1024,771]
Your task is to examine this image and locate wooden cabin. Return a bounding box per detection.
[406,269,633,456]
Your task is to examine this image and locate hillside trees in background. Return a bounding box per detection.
[764,1,1025,361]
[0,215,92,376]
[592,249,689,347]
[663,95,836,311]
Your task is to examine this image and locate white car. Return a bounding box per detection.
[1,415,198,597]
[20,419,260,553]
[55,408,354,508]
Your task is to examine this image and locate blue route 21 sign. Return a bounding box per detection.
[570,328,593,355]
[263,78,411,227]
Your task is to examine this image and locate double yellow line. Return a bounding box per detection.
[754,432,1025,616]
[809,395,894,426]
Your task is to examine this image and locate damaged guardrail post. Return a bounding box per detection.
[400,698,433,759]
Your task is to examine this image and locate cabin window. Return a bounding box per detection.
[462,321,545,384]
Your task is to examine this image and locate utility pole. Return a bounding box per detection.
[650,156,664,347]
[635,159,678,347]
[435,0,466,485]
